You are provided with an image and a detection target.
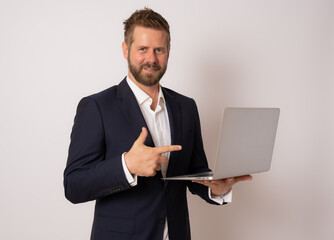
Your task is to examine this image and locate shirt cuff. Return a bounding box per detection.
[208,188,232,205]
[121,152,138,187]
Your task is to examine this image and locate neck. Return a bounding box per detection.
[128,74,160,111]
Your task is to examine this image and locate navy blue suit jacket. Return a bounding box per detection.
[64,79,219,240]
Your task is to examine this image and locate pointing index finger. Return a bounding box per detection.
[155,145,182,154]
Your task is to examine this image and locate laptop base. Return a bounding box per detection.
[162,172,214,180]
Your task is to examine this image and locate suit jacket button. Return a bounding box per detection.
[159,217,165,224]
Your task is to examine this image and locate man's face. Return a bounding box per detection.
[122,26,170,86]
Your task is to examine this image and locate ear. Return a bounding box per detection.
[122,41,128,60]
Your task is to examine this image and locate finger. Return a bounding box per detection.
[235,175,253,183]
[135,127,148,145]
[155,144,182,154]
[195,179,222,184]
[224,178,236,185]
[192,180,212,187]
[158,156,168,164]
[155,164,162,171]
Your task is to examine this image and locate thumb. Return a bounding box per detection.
[135,127,148,145]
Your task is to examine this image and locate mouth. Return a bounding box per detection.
[142,64,160,73]
[143,68,158,73]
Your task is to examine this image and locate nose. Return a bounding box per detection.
[146,50,157,63]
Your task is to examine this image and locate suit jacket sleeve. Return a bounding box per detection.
[64,97,130,204]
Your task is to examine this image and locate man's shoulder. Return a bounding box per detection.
[89,85,117,99]
[162,86,195,105]
[84,78,127,102]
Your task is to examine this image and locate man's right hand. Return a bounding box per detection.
[124,127,182,177]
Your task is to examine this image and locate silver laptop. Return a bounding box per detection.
[163,108,280,180]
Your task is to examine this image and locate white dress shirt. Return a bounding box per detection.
[121,77,231,239]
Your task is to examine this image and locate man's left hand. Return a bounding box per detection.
[192,175,253,196]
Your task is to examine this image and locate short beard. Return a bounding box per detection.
[128,55,167,87]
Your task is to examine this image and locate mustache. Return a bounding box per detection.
[140,62,161,70]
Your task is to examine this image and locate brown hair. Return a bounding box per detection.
[123,8,170,48]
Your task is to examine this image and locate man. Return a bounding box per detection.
[64,8,252,240]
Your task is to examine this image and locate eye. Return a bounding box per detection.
[139,48,146,52]
[155,48,165,54]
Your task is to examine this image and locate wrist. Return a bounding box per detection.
[121,153,137,186]
[123,152,134,175]
[211,187,232,197]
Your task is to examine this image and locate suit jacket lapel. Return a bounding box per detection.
[116,78,155,147]
[163,88,182,180]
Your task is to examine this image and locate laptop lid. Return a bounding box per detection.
[163,107,280,180]
[212,107,280,179]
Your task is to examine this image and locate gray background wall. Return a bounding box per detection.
[1,0,333,239]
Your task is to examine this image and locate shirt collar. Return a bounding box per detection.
[126,76,166,107]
